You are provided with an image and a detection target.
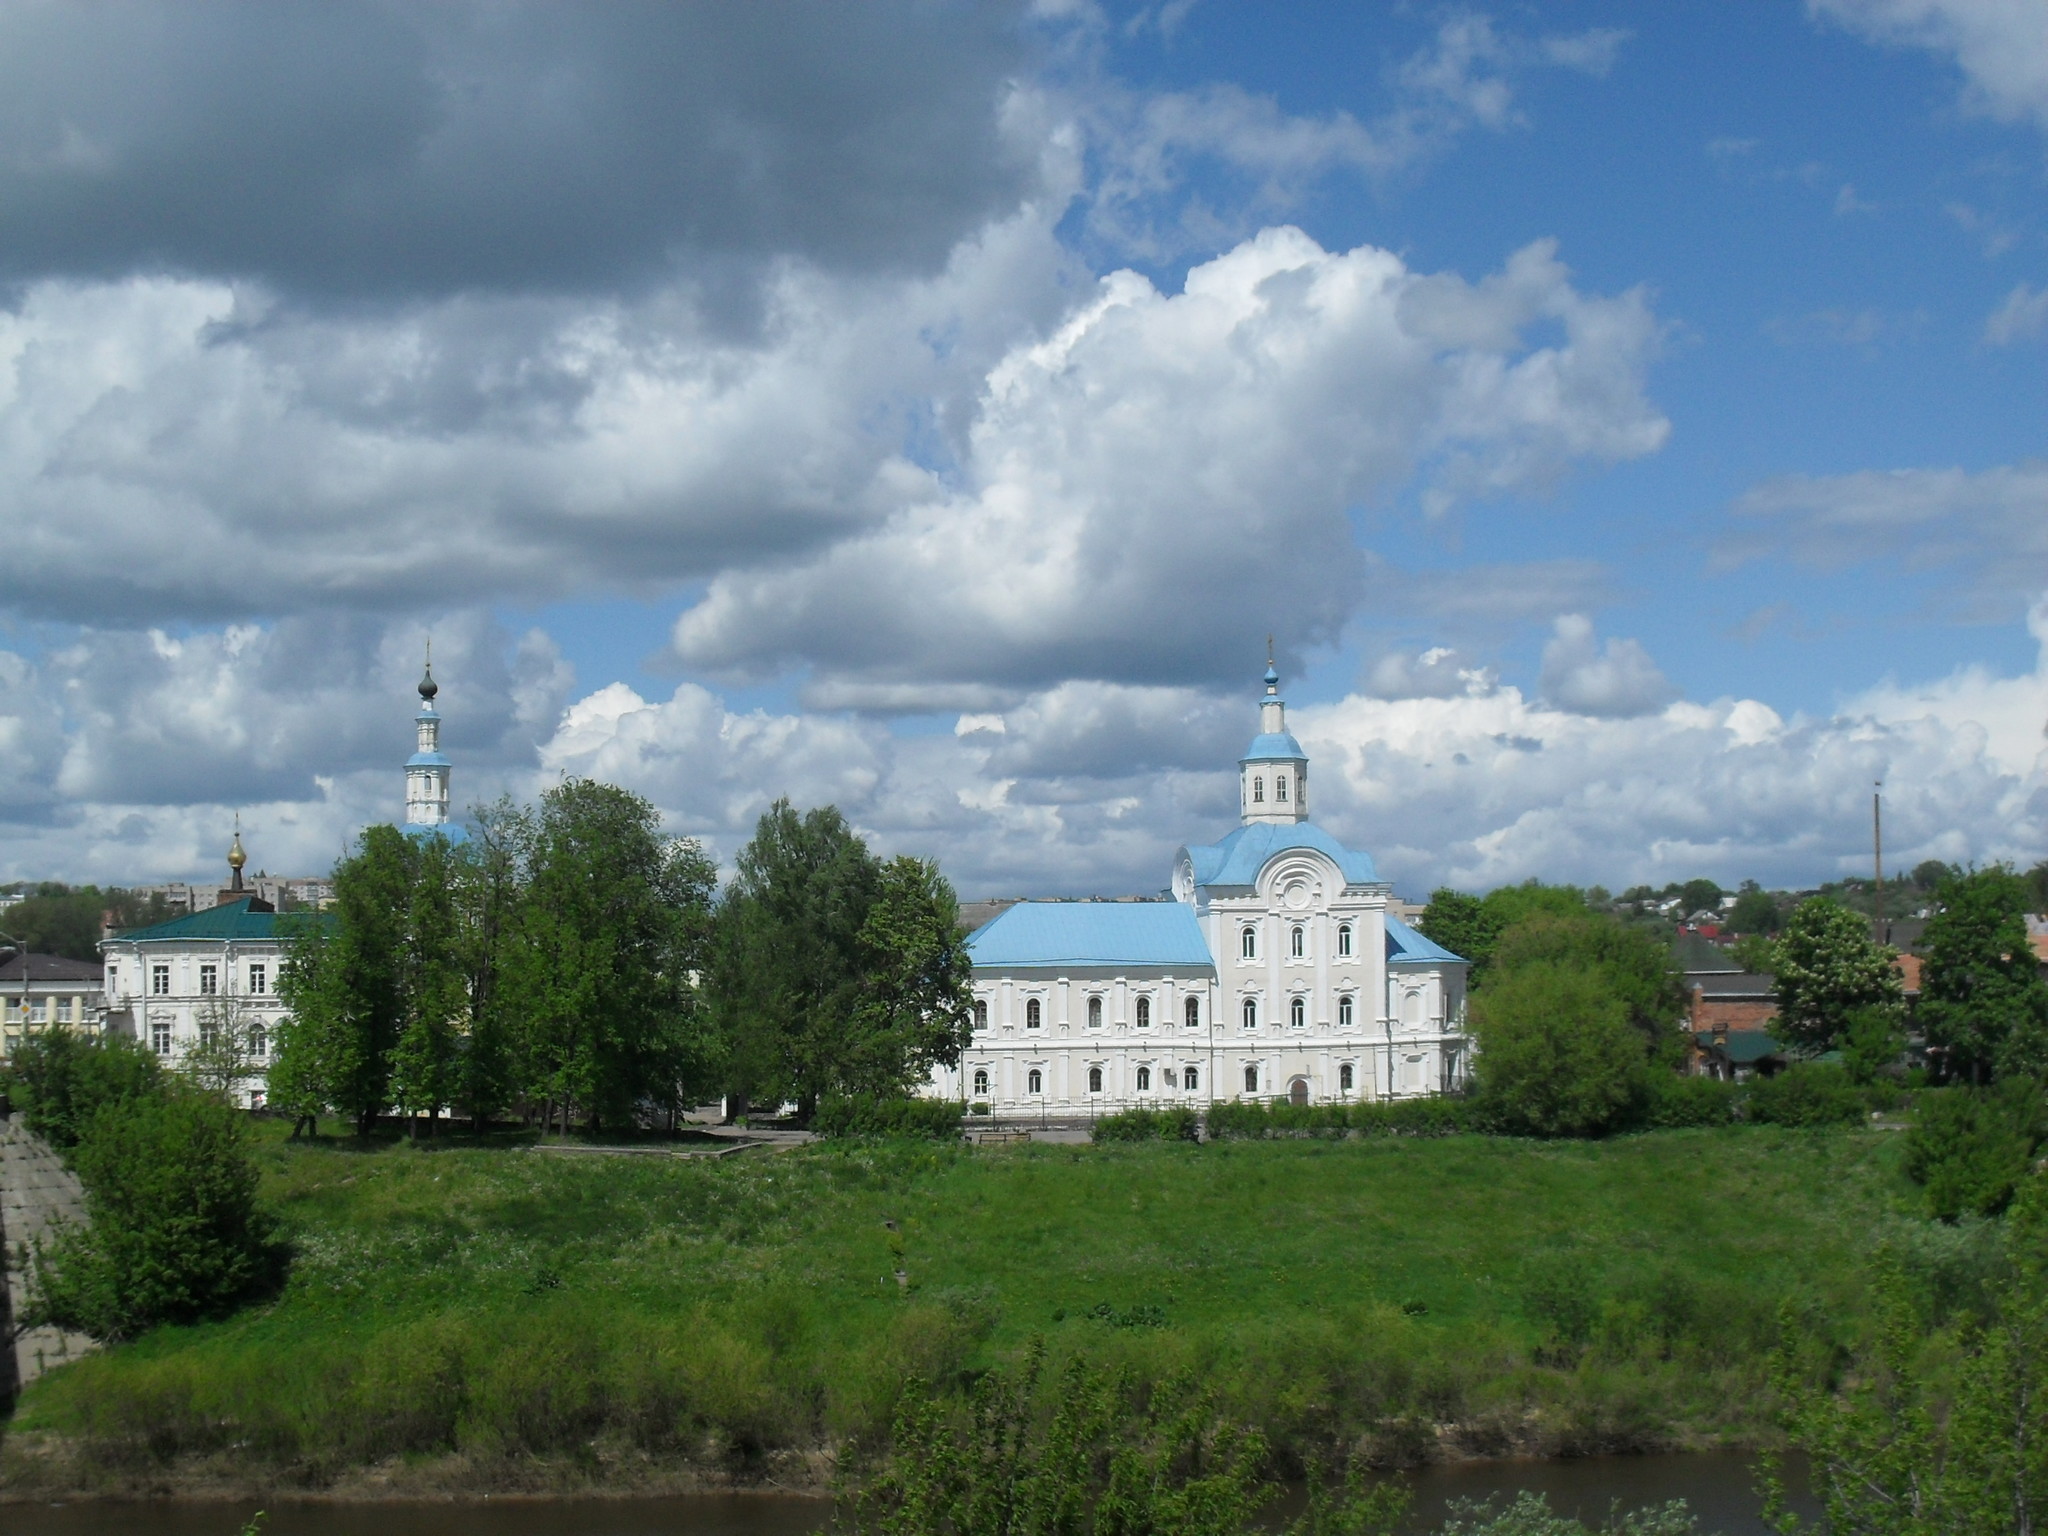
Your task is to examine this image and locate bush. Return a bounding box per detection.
[1904,1079,2045,1220]
[813,1093,962,1140]
[1200,1096,1486,1140]
[1644,1074,1739,1129]
[1471,962,1651,1137]
[1747,1063,1867,1128]
[4,1030,163,1150]
[29,1086,284,1340]
[1090,1106,1200,1143]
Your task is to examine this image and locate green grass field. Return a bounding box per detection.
[3,1123,1916,1494]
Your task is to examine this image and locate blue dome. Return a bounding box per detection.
[1241,730,1306,762]
[406,751,451,768]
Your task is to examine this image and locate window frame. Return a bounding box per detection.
[1028,1067,1043,1095]
[1184,995,1200,1029]
[1136,995,1151,1030]
[1290,996,1306,1029]
[1290,924,1305,958]
[151,962,171,997]
[1087,995,1103,1029]
[1243,1064,1259,1094]
[1088,1065,1103,1093]
[1241,996,1257,1030]
[1339,993,1354,1028]
[1240,926,1256,959]
[1026,998,1042,1029]
[972,1068,990,1097]
[1337,923,1352,957]
[198,962,218,997]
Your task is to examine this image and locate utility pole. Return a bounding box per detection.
[1873,781,1885,944]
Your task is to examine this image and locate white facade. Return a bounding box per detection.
[934,667,1469,1115]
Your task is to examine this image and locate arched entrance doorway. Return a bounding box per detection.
[1288,1077,1309,1107]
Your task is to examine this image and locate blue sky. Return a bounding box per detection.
[0,1,2041,897]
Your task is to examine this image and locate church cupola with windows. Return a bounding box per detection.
[1239,659,1308,825]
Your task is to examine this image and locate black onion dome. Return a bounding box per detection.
[418,662,438,701]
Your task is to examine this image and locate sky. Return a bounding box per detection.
[0,0,2043,900]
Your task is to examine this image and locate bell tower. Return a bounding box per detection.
[1239,645,1309,826]
[404,645,452,831]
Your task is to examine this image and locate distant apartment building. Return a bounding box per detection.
[0,952,106,1060]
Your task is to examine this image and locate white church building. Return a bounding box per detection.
[935,664,1470,1114]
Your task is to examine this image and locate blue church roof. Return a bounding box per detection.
[1181,821,1378,889]
[406,751,451,768]
[1241,730,1306,762]
[1386,914,1465,965]
[967,902,1215,970]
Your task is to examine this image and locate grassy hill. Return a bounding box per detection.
[3,1122,1916,1496]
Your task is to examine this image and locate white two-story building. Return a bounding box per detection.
[933,664,1469,1115]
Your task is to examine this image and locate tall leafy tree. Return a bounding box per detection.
[1420,882,1588,981]
[388,832,468,1133]
[273,825,414,1136]
[1920,866,2048,1084]
[1727,880,1781,936]
[837,855,974,1101]
[1470,961,1650,1137]
[1490,910,1688,1065]
[1770,896,1902,1058]
[499,779,716,1133]
[710,800,881,1120]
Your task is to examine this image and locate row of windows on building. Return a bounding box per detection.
[7,995,92,1023]
[1239,922,1354,960]
[147,1017,271,1058]
[971,1061,1364,1097]
[974,991,1385,1032]
[133,961,270,998]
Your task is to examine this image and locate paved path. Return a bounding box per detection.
[0,1116,95,1405]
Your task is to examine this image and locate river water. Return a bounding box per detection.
[4,1452,1814,1536]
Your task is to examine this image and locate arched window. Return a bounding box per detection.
[1276,774,1289,802]
[1136,996,1151,1029]
[1290,997,1306,1029]
[1241,927,1256,959]
[1026,998,1042,1029]
[1028,1068,1043,1094]
[251,1025,268,1059]
[1340,1062,1355,1091]
[1291,925,1305,958]
[1185,1066,1200,1091]
[1088,1065,1103,1093]
[972,1068,989,1096]
[1087,995,1103,1029]
[1242,997,1258,1030]
[1337,923,1352,957]
[1243,1064,1259,1093]
[1253,776,1265,803]
[973,1000,988,1030]
[1137,1066,1152,1091]
[1185,996,1201,1029]
[1339,994,1354,1028]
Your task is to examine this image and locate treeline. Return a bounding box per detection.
[0,884,182,963]
[267,781,973,1136]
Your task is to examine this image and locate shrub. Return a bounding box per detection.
[813,1093,962,1139]
[4,1029,164,1150]
[1471,962,1651,1137]
[1352,1096,1489,1136]
[29,1086,284,1340]
[1090,1106,1200,1143]
[1746,1063,1866,1128]
[1202,1101,1276,1140]
[1904,1079,2045,1220]
[1643,1074,1739,1129]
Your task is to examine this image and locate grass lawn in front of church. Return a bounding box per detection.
[5,1121,1913,1492]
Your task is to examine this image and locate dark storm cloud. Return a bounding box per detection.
[0,0,1036,298]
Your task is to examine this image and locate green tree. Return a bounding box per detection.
[1838,1005,1904,1086]
[2,1030,162,1149]
[1677,878,1723,915]
[1920,866,2048,1084]
[388,832,468,1134]
[1903,1080,2045,1220]
[1470,961,1650,1136]
[451,800,526,1127]
[1489,911,1687,1064]
[711,800,883,1120]
[499,779,717,1134]
[836,855,974,1100]
[1727,880,1781,936]
[272,826,413,1136]
[1420,882,1587,980]
[1770,896,1902,1058]
[27,1086,281,1340]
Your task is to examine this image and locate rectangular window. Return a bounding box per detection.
[249,963,267,996]
[28,998,46,1023]
[151,1018,172,1055]
[198,963,217,996]
[57,996,74,1023]
[151,963,170,996]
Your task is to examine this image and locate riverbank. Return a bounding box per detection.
[1,1123,1913,1499]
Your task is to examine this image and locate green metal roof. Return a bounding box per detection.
[104,897,328,945]
[1701,1029,1783,1064]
